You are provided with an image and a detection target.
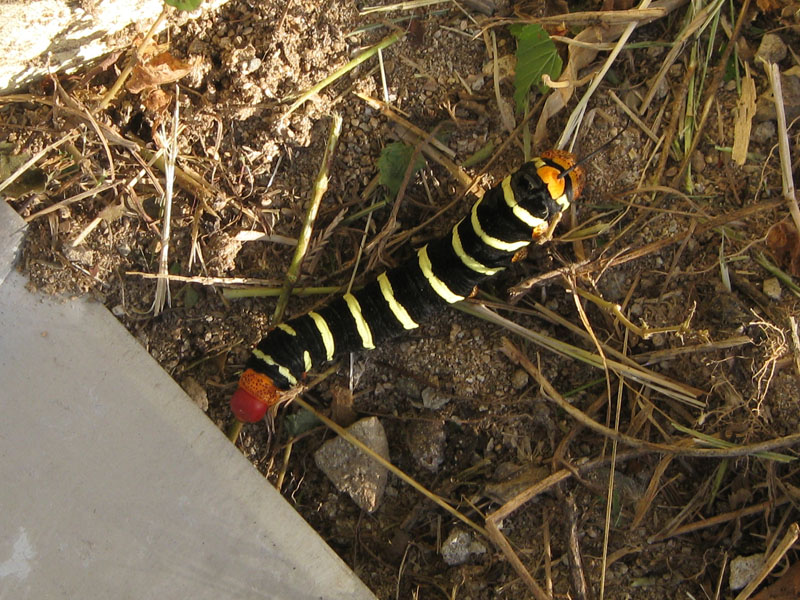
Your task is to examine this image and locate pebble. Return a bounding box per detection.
[314,416,390,513]
[407,420,446,472]
[440,529,487,565]
[422,387,451,410]
[511,369,529,390]
[729,553,764,590]
[752,120,776,145]
[763,277,781,300]
[755,33,787,64]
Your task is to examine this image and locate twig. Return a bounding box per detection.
[564,493,590,600]
[272,114,342,324]
[767,62,800,233]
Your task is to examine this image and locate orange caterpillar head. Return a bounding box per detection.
[538,149,585,208]
[230,369,280,423]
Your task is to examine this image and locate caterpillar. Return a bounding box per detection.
[230,149,585,423]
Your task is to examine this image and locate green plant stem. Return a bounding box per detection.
[272,114,342,324]
[284,33,402,117]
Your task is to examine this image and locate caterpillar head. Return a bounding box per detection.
[230,369,280,423]
[538,149,585,210]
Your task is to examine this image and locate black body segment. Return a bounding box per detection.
[244,155,578,390]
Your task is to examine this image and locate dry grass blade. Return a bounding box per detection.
[25,182,120,222]
[458,301,704,406]
[558,0,653,150]
[272,114,342,324]
[359,0,448,14]
[502,338,800,459]
[152,88,180,316]
[649,496,791,543]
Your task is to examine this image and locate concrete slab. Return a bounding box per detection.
[0,199,26,286]
[0,266,376,600]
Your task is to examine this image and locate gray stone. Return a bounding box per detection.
[440,529,487,566]
[729,553,764,590]
[314,417,390,513]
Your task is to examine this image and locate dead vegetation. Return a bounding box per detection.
[3,0,800,598]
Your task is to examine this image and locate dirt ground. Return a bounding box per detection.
[4,0,800,598]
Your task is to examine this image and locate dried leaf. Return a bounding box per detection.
[127,51,193,94]
[766,221,800,277]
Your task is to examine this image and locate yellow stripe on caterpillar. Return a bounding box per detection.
[309,311,335,361]
[252,349,298,386]
[377,272,419,330]
[418,244,465,303]
[470,197,530,252]
[343,293,375,349]
[277,323,297,336]
[501,175,548,229]
[451,220,503,276]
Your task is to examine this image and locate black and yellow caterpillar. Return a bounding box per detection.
[230,150,585,422]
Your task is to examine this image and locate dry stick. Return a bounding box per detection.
[768,62,800,233]
[565,494,590,600]
[669,0,751,189]
[272,114,342,324]
[734,522,800,600]
[291,396,488,538]
[284,32,402,118]
[649,495,792,543]
[502,338,800,459]
[484,520,551,600]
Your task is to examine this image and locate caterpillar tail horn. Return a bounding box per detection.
[230,369,281,423]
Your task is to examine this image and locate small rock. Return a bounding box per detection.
[691,151,706,173]
[511,369,529,390]
[441,529,487,565]
[181,376,208,412]
[755,33,787,64]
[763,277,782,300]
[407,420,446,472]
[729,553,764,590]
[752,120,776,145]
[422,386,451,409]
[314,417,389,513]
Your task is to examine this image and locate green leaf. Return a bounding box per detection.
[510,24,562,114]
[183,284,200,308]
[377,142,426,200]
[164,0,203,11]
[285,408,321,437]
